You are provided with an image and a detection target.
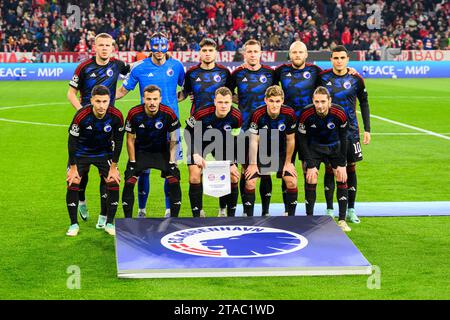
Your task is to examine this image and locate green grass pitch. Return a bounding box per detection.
[0,78,449,299]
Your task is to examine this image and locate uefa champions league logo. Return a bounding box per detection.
[161,226,308,258]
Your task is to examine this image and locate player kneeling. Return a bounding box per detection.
[299,87,351,232]
[121,85,182,218]
[66,85,124,236]
[244,85,298,216]
[185,87,242,217]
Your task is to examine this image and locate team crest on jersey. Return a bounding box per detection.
[167,68,174,77]
[155,121,164,129]
[106,68,113,77]
[104,124,112,132]
[343,81,352,89]
[278,123,286,131]
[160,225,308,258]
[259,75,267,83]
[223,124,232,131]
[327,122,336,129]
[213,74,222,83]
[303,71,311,79]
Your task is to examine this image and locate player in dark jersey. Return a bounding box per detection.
[319,46,371,224]
[231,39,276,216]
[180,38,232,115]
[298,87,351,232]
[243,86,298,217]
[179,38,233,217]
[274,41,322,214]
[122,85,182,218]
[66,85,124,237]
[67,33,130,226]
[185,87,242,217]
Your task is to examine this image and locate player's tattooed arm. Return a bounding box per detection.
[169,131,178,163]
[67,87,82,110]
[283,133,297,178]
[126,133,136,162]
[115,86,129,100]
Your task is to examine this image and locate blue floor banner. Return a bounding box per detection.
[115,216,371,278]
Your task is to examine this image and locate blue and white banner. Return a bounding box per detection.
[0,63,76,80]
[115,216,371,278]
[1,61,449,81]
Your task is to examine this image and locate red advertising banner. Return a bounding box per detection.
[0,51,277,64]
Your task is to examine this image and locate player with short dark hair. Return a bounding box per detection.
[179,38,233,217]
[67,33,130,226]
[185,87,242,217]
[116,32,185,218]
[66,85,124,236]
[298,86,350,232]
[231,39,276,216]
[122,85,182,218]
[243,85,298,217]
[319,45,371,223]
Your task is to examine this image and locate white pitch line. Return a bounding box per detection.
[0,99,138,111]
[0,118,66,127]
[368,132,450,136]
[358,111,450,141]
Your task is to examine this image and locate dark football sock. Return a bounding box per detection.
[78,173,88,202]
[336,181,348,221]
[106,182,120,224]
[281,180,288,213]
[347,164,357,209]
[242,187,255,217]
[239,174,246,213]
[67,183,80,225]
[189,183,203,217]
[122,176,137,218]
[285,187,298,216]
[167,177,181,217]
[305,183,317,216]
[260,175,272,215]
[99,178,107,216]
[324,166,335,210]
[227,182,239,217]
[219,196,227,210]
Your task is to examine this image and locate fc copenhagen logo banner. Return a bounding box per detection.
[160,225,308,258]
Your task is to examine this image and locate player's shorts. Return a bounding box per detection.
[347,139,363,163]
[246,155,295,179]
[70,157,113,178]
[126,151,171,180]
[307,144,346,170]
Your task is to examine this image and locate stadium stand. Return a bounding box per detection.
[1,0,449,57]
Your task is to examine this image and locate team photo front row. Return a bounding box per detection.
[66,84,353,237]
